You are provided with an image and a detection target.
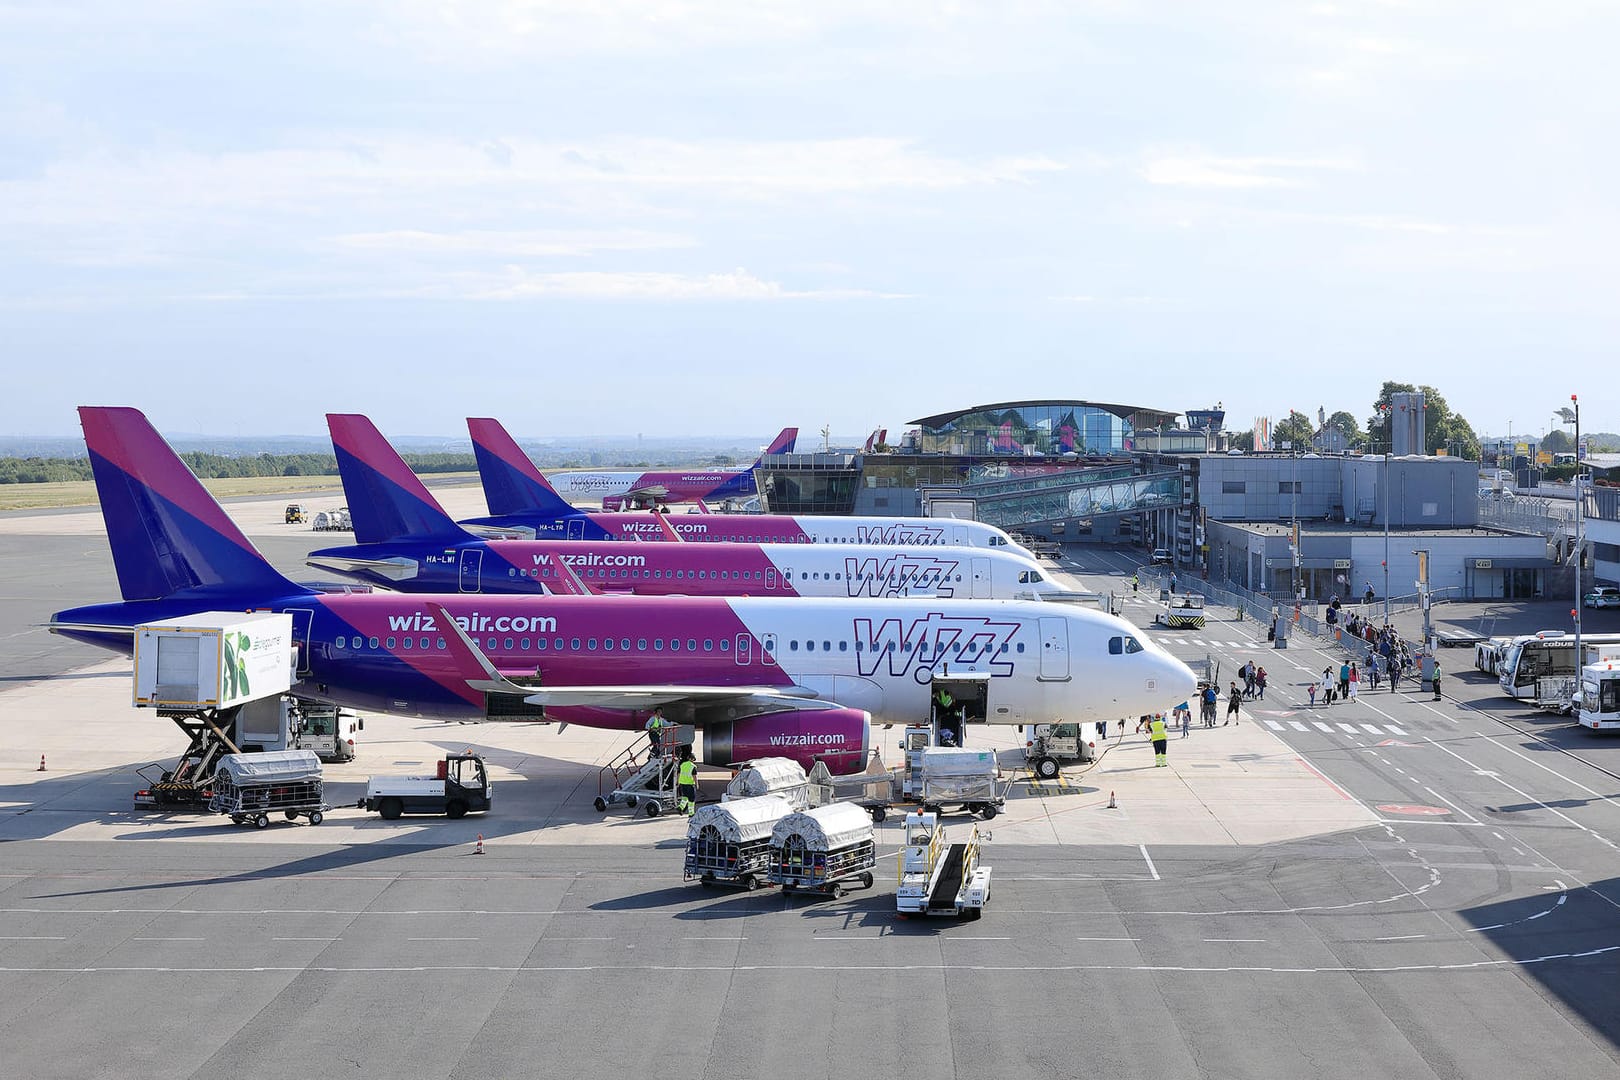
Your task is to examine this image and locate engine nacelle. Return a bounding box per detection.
[701,706,871,776]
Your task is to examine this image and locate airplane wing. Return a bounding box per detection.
[427,601,816,711]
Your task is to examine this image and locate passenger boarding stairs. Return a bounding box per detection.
[594,742,678,816]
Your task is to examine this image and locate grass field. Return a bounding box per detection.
[0,473,480,512]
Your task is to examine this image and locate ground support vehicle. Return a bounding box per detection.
[724,757,809,809]
[1475,638,1513,676]
[684,795,796,890]
[362,753,491,819]
[895,811,991,919]
[209,750,327,828]
[1577,662,1620,730]
[767,803,877,899]
[806,759,898,822]
[1156,593,1206,630]
[312,507,352,531]
[284,503,307,524]
[594,726,695,817]
[1023,723,1098,779]
[291,701,362,763]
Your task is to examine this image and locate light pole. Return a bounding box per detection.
[1376,403,1391,624]
[1559,397,1583,674]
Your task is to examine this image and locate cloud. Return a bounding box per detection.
[1140,153,1359,189]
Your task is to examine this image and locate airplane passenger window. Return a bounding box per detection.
[487,638,498,649]
[387,637,397,649]
[621,638,631,651]
[823,640,831,651]
[1016,643,1025,653]
[507,568,516,578]
[720,639,730,652]
[588,638,599,650]
[839,641,848,651]
[603,638,615,651]
[401,638,412,650]
[436,638,446,650]
[703,639,714,651]
[420,637,430,650]
[369,637,379,649]
[638,638,647,650]
[790,640,799,651]
[536,638,546,650]
[806,641,815,651]
[570,637,581,650]
[687,638,698,651]
[669,639,680,652]
[504,638,514,650]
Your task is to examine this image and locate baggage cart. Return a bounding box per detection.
[208,749,327,828]
[724,757,810,809]
[910,747,1002,820]
[767,803,878,899]
[684,795,796,890]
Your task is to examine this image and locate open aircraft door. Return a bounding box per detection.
[459,549,483,592]
[1038,616,1070,681]
[971,557,992,598]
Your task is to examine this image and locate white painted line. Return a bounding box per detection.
[1312,722,1333,733]
[1387,725,1408,736]
[1204,938,1266,943]
[273,937,338,941]
[1360,724,1382,735]
[949,937,1011,941]
[683,937,747,941]
[1139,844,1160,881]
[1337,723,1359,735]
[1423,785,1481,824]
[1076,937,1139,942]
[131,937,203,942]
[1374,819,1485,827]
[0,936,65,941]
[408,937,480,942]
[1289,721,1308,732]
[546,937,614,942]
[1375,935,1425,941]
[1265,720,1285,731]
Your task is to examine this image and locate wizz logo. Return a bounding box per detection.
[854,524,945,546]
[844,555,959,597]
[853,612,1018,683]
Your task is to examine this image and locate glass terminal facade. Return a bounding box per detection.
[912,402,1150,457]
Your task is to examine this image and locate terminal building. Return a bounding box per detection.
[756,396,1560,603]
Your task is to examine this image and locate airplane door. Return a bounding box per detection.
[735,633,752,666]
[971,557,992,599]
[953,525,968,545]
[284,607,315,675]
[567,519,585,540]
[1038,616,1070,681]
[762,633,778,666]
[459,549,483,592]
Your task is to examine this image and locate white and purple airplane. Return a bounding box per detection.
[52,407,1197,776]
[312,414,1063,601]
[543,427,796,508]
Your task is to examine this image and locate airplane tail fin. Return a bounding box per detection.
[78,407,299,601]
[764,426,797,455]
[327,414,469,544]
[467,418,580,518]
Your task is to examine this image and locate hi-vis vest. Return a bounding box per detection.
[1149,718,1167,740]
[677,760,697,785]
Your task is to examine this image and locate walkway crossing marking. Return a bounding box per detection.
[1312,722,1333,733]
[1336,723,1359,734]
[1359,723,1382,735]
[1288,721,1308,731]
[1265,720,1285,731]
[1388,725,1408,736]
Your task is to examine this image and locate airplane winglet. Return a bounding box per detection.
[692,499,712,515]
[543,554,594,596]
[655,511,683,542]
[426,601,531,695]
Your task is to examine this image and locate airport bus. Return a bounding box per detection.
[1497,632,1620,698]
[1576,662,1620,730]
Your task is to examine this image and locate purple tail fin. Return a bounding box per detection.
[79,406,297,601]
[764,427,797,454]
[466,418,579,518]
[327,414,468,544]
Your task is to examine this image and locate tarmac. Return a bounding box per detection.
[1,485,1618,1080]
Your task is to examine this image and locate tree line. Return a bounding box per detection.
[0,451,480,485]
[1226,381,1487,460]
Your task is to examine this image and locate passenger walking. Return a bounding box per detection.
[1180,706,1191,739]
[1338,661,1351,699]
[1202,683,1219,727]
[1308,682,1318,707]
[1321,667,1335,706]
[1224,682,1241,725]
[1243,661,1256,699]
[1151,714,1169,767]
[1255,666,1268,700]
[1348,662,1359,700]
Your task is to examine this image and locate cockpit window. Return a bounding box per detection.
[1108,635,1145,655]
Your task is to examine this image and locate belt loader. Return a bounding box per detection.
[895,810,991,920]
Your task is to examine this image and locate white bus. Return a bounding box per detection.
[1576,662,1620,731]
[1498,633,1620,698]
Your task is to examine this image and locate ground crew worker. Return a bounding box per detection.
[645,709,667,758]
[676,750,698,816]
[1131,574,1139,593]
[1432,659,1443,701]
[1150,714,1168,767]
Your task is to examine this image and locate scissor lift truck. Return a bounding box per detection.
[895,811,991,920]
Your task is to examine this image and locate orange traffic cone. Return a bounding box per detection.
[473,833,485,855]
[37,755,46,772]
[1107,790,1117,809]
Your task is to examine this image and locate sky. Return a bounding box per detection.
[2,1,1615,443]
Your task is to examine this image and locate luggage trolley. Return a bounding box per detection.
[768,803,878,899]
[208,749,328,828]
[684,795,796,890]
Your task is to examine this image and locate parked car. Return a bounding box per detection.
[1585,586,1620,609]
[1151,548,1173,565]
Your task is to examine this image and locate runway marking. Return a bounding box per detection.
[1264,720,1284,731]
[273,937,338,941]
[1288,721,1308,732]
[408,937,479,941]
[1076,937,1138,941]
[1204,938,1265,943]
[1388,725,1408,736]
[1375,935,1425,941]
[1139,844,1160,881]
[1295,757,1354,802]
[0,936,64,940]
[949,937,1010,941]
[1312,722,1333,733]
[1423,785,1480,824]
[683,936,746,941]
[1359,724,1382,735]
[1420,736,1619,854]
[1336,723,1359,735]
[131,937,202,942]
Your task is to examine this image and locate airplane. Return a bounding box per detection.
[462,416,1033,552]
[544,427,797,508]
[51,407,1197,775]
[310,414,1066,601]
